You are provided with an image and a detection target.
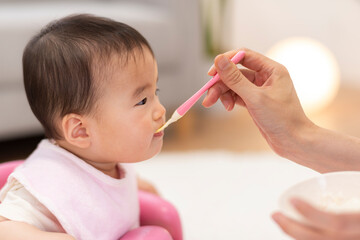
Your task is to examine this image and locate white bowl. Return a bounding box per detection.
[279,171,360,223]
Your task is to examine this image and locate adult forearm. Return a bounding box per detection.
[204,48,360,173]
[286,124,360,173]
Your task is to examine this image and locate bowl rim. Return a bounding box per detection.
[282,171,360,193]
[280,171,360,203]
[279,171,360,221]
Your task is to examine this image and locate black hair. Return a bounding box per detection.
[23,14,153,139]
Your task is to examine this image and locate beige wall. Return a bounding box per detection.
[220,0,360,85]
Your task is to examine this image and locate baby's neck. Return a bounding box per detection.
[55,139,121,179]
[96,164,120,179]
[80,159,121,179]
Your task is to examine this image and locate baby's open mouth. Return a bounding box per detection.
[153,131,164,137]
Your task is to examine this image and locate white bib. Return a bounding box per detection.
[10,139,139,240]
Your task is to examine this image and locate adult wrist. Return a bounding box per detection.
[279,117,319,163]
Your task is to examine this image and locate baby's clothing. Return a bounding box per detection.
[0,139,139,240]
[0,178,65,232]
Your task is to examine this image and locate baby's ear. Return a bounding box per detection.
[61,114,91,148]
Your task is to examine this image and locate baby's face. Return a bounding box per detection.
[87,48,165,163]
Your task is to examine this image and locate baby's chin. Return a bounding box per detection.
[124,145,163,163]
[145,144,163,161]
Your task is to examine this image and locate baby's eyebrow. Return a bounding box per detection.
[133,76,159,98]
[133,84,151,98]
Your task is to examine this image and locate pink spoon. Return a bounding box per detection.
[156,51,245,133]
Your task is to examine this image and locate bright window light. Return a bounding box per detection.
[267,37,340,113]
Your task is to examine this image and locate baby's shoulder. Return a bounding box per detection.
[0,177,23,201]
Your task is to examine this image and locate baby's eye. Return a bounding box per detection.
[155,88,160,96]
[136,98,147,106]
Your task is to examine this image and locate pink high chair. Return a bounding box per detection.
[0,160,183,240]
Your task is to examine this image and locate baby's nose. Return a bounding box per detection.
[154,102,166,121]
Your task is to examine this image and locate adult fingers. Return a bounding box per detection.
[292,198,360,235]
[208,49,239,76]
[220,91,235,111]
[202,81,229,108]
[208,48,280,77]
[202,69,254,108]
[234,95,246,107]
[214,53,255,99]
[291,198,333,230]
[272,212,325,240]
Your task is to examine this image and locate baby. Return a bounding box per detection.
[0,14,165,239]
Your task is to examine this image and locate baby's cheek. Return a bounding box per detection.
[141,120,154,135]
[133,129,150,145]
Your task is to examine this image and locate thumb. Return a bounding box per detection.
[215,54,254,98]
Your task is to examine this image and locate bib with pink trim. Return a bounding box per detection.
[10,139,139,240]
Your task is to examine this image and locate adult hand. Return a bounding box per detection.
[272,198,360,239]
[202,48,314,157]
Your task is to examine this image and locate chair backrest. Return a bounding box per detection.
[0,160,24,189]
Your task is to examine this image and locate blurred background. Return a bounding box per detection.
[1,0,360,239]
[1,0,359,160]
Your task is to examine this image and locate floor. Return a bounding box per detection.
[135,151,320,240]
[1,85,360,162]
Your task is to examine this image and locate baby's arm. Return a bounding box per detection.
[0,216,75,240]
[137,177,159,195]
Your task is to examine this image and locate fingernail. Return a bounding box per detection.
[222,99,231,111]
[226,104,232,111]
[217,55,230,70]
[272,213,280,222]
[207,64,214,75]
[202,90,212,107]
[272,213,285,224]
[202,97,208,107]
[290,198,301,208]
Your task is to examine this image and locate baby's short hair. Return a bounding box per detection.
[23,14,153,139]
